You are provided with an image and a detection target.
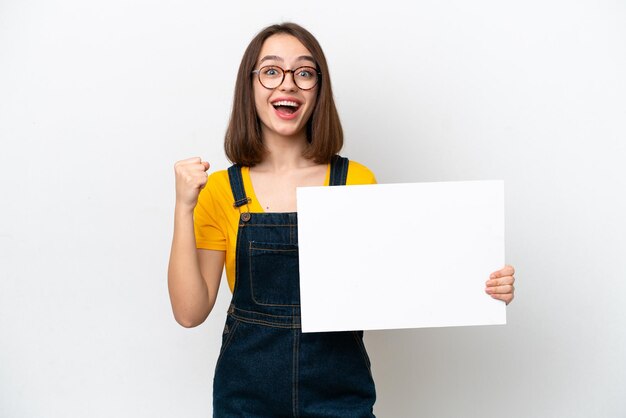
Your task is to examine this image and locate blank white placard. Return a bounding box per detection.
[296,181,506,333]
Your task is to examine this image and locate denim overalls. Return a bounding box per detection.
[213,156,376,418]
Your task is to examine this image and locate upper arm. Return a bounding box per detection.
[197,249,225,314]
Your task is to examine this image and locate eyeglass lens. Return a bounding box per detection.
[257,66,318,90]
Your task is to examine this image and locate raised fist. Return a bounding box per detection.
[174,157,210,209]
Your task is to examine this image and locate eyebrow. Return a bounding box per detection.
[258,55,316,65]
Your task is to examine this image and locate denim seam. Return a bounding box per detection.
[230,313,301,329]
[292,328,300,418]
[243,223,298,227]
[215,317,241,371]
[232,230,243,298]
[249,241,298,250]
[228,165,249,208]
[329,155,348,186]
[342,157,348,184]
[351,331,374,379]
[233,305,300,319]
[250,247,297,253]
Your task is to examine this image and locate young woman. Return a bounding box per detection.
[168,22,516,417]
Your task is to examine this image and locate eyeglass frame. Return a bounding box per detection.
[251,65,321,91]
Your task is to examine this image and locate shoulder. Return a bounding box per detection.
[346,160,377,185]
[198,169,232,206]
[207,168,230,185]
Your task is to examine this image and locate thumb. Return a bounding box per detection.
[201,161,210,171]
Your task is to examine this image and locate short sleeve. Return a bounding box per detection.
[194,173,227,251]
[346,160,377,185]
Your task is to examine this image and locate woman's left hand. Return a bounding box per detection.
[485,265,515,305]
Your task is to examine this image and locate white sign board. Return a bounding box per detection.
[296,181,506,333]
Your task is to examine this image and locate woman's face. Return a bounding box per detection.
[253,34,318,141]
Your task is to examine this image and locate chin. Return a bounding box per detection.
[270,124,306,138]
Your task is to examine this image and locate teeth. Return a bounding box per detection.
[272,100,299,108]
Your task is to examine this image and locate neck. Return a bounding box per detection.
[257,130,314,171]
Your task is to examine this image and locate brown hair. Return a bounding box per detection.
[224,22,343,166]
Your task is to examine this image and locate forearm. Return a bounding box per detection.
[168,204,211,327]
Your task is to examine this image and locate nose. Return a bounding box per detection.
[279,69,298,91]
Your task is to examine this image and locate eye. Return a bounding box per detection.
[296,67,315,78]
[262,66,282,77]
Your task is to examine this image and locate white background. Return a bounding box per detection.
[1,0,624,417]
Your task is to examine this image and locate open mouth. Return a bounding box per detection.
[271,100,301,115]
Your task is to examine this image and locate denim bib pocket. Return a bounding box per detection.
[249,241,300,306]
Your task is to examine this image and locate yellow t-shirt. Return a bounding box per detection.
[194,160,377,292]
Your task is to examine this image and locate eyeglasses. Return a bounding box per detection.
[252,65,320,90]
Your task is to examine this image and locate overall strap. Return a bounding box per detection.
[329,155,349,186]
[227,164,250,208]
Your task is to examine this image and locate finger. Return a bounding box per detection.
[485,276,514,287]
[186,163,210,174]
[485,284,514,295]
[178,167,208,186]
[175,157,201,167]
[490,264,515,279]
[186,160,210,173]
[490,293,514,305]
[176,157,209,169]
[177,162,210,178]
[175,159,198,174]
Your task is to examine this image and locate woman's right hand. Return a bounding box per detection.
[174,157,210,210]
[170,157,222,327]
